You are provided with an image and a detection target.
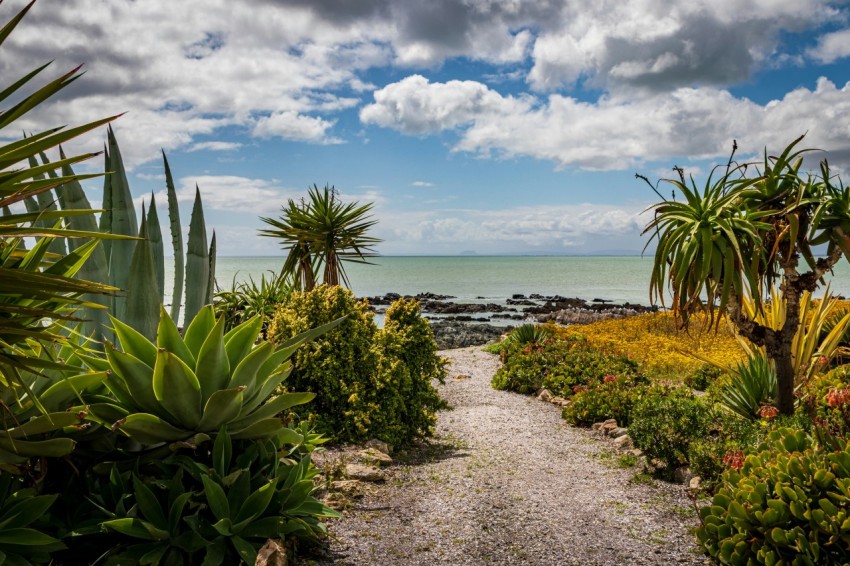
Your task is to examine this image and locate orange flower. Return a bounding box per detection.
[826,388,850,408]
[758,405,779,419]
[723,450,744,471]
[603,374,618,383]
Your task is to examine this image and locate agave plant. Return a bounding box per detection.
[94,429,337,565]
[86,306,342,446]
[720,353,777,420]
[506,323,553,346]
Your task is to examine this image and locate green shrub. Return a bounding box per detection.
[268,286,446,446]
[688,409,813,491]
[492,337,643,397]
[629,387,710,472]
[685,364,723,391]
[562,374,650,427]
[696,428,850,564]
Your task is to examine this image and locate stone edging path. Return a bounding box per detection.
[312,347,708,565]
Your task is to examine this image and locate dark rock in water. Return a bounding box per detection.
[492,313,526,320]
[420,301,510,314]
[529,294,545,300]
[592,298,611,304]
[415,292,455,301]
[512,294,526,299]
[443,315,490,322]
[429,321,507,349]
[507,298,537,306]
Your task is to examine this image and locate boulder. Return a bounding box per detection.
[332,479,365,495]
[537,388,553,402]
[609,427,628,439]
[673,466,693,485]
[689,476,703,491]
[256,539,288,566]
[612,435,633,450]
[601,419,618,435]
[358,447,393,465]
[550,396,569,407]
[345,463,385,482]
[364,438,392,455]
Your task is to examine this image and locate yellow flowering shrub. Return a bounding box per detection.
[556,312,747,380]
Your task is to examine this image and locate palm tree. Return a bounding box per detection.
[260,185,380,290]
[642,136,850,415]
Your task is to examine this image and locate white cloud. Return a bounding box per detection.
[141,175,298,216]
[373,203,651,255]
[362,75,850,170]
[809,28,850,63]
[411,181,434,187]
[188,141,243,152]
[252,112,343,144]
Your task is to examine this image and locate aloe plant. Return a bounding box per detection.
[89,306,343,446]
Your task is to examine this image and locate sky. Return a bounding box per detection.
[4,0,850,256]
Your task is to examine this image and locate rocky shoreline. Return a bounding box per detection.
[364,292,658,349]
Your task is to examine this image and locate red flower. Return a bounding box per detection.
[826,388,850,408]
[603,374,618,383]
[572,385,588,394]
[819,356,829,366]
[758,405,779,419]
[723,450,744,471]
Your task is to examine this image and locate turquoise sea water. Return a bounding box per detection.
[165,255,850,308]
[201,256,656,305]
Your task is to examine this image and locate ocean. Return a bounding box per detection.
[165,255,850,308]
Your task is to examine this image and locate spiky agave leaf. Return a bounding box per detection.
[184,186,209,326]
[124,209,159,341]
[163,152,184,322]
[105,126,138,321]
[147,193,165,300]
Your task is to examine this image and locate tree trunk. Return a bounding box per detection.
[772,343,796,415]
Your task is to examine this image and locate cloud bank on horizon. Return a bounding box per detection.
[4,0,850,256]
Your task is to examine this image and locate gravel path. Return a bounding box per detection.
[314,347,707,565]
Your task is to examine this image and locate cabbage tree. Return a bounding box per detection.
[643,135,850,415]
[260,184,380,290]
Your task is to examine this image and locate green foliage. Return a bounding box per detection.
[214,271,293,335]
[721,353,777,420]
[688,411,810,491]
[268,286,446,446]
[629,387,711,472]
[86,430,337,566]
[492,336,643,397]
[259,185,380,290]
[685,364,723,391]
[561,374,651,427]
[0,475,64,564]
[695,428,850,564]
